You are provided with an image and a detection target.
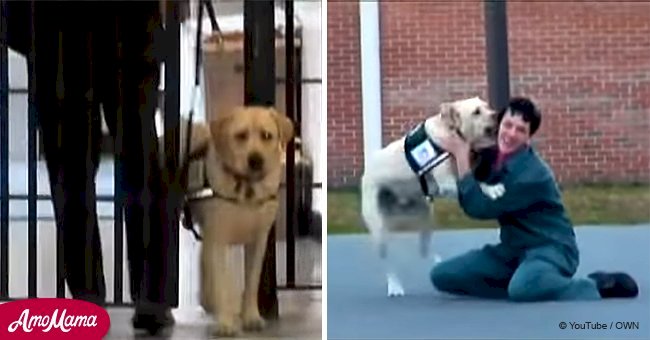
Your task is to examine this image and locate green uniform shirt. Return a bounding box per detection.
[457,146,578,255]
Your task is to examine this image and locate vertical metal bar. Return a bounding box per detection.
[47,11,64,300]
[284,0,296,289]
[27,0,37,298]
[295,40,307,261]
[0,0,10,300]
[164,0,181,307]
[113,8,125,302]
[295,41,302,139]
[244,0,278,319]
[57,227,64,297]
[113,159,123,304]
[484,0,510,110]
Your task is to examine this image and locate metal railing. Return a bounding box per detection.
[0,0,321,309]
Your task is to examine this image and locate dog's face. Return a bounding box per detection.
[209,106,294,179]
[440,97,497,149]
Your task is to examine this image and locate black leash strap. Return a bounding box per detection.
[177,0,222,242]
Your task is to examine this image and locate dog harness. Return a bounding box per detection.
[181,158,279,242]
[185,162,278,206]
[404,122,451,201]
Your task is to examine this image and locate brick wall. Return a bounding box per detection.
[327,1,363,186]
[507,2,650,183]
[327,1,650,187]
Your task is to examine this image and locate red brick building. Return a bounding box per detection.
[327,1,650,187]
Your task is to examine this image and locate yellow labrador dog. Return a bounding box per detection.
[179,106,293,336]
[360,96,504,297]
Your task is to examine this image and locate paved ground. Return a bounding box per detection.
[327,225,650,339]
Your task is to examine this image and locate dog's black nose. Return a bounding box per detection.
[485,126,496,136]
[248,153,264,171]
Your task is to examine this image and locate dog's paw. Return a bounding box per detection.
[388,284,405,297]
[387,273,405,297]
[242,312,266,331]
[479,183,505,200]
[214,320,241,337]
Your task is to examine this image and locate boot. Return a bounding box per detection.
[132,302,175,335]
[588,271,639,298]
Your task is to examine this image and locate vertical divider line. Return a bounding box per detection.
[0,0,10,300]
[113,157,123,304]
[27,0,38,298]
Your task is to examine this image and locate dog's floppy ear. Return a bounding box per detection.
[440,102,461,130]
[208,111,234,156]
[271,108,295,147]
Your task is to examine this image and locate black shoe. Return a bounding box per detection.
[73,294,106,308]
[588,271,639,298]
[132,303,175,335]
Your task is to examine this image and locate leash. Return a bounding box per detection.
[175,0,222,242]
[175,1,281,240]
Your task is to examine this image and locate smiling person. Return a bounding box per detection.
[430,97,639,302]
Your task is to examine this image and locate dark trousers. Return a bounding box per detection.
[431,243,601,301]
[7,1,174,306]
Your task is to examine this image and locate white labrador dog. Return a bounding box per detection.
[360,97,506,297]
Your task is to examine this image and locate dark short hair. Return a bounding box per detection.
[497,97,542,136]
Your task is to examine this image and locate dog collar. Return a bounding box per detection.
[404,122,450,200]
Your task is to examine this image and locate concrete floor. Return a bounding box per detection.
[328,225,650,339]
[105,290,322,339]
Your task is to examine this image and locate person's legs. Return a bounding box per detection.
[431,243,519,299]
[507,245,638,302]
[508,258,601,302]
[96,2,173,331]
[32,2,106,305]
[94,2,146,307]
[119,4,171,311]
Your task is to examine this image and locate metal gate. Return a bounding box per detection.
[0,0,320,312]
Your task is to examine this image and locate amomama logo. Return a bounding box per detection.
[0,298,110,339]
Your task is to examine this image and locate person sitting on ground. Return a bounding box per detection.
[430,97,639,301]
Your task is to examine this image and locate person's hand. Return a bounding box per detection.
[438,131,472,178]
[437,131,470,158]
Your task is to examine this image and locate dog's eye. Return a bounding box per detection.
[235,131,248,142]
[473,109,481,116]
[261,131,273,141]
